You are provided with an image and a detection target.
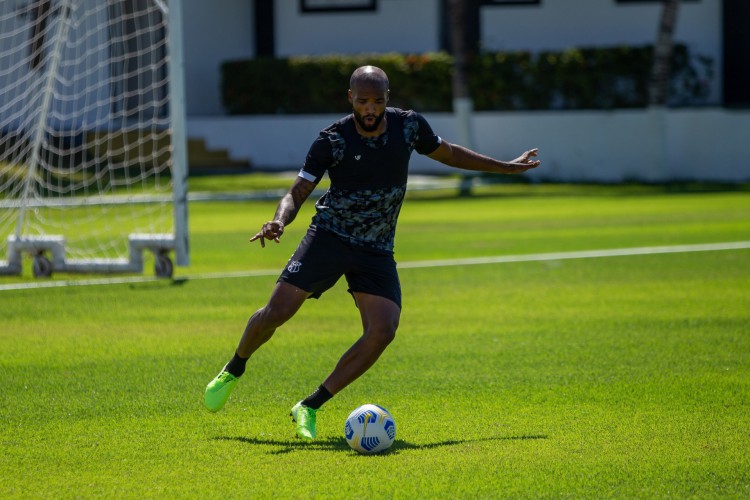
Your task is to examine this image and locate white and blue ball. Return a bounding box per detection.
[344,404,396,454]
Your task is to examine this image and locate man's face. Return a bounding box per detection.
[348,82,389,134]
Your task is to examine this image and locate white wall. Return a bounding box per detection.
[188,109,750,183]
[181,0,254,115]
[480,0,722,103]
[275,0,440,57]
[481,0,720,53]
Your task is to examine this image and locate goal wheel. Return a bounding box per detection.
[33,253,53,278]
[154,252,173,278]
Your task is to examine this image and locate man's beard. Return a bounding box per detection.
[353,109,385,132]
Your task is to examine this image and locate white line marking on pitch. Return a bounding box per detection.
[1,241,749,292]
[397,241,750,269]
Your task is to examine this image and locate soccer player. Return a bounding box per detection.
[204,65,540,440]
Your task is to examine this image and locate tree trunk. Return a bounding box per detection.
[449,0,471,101]
[648,0,680,107]
[448,0,479,196]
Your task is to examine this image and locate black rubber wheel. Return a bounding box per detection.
[33,254,53,278]
[154,253,173,278]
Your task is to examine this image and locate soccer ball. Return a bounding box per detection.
[344,404,396,454]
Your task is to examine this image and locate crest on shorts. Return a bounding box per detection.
[287,260,302,273]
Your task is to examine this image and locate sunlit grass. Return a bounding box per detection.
[1,183,749,498]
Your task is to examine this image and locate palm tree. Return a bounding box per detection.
[648,0,680,106]
[448,0,480,195]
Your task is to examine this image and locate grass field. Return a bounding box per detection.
[1,181,749,498]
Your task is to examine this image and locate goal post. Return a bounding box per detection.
[0,0,189,278]
[167,0,189,268]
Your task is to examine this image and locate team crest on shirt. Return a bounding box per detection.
[354,154,362,160]
[287,260,302,273]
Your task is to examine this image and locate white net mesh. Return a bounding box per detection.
[0,0,180,274]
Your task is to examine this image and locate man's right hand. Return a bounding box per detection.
[250,220,285,248]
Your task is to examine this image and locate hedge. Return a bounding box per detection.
[221,44,712,115]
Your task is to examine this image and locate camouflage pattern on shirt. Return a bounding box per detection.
[300,108,441,253]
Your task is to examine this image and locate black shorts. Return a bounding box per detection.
[278,226,401,308]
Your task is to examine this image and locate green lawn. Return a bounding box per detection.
[1,183,749,498]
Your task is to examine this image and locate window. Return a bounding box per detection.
[616,1,698,3]
[300,0,377,13]
[482,0,541,5]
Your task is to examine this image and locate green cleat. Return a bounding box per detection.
[290,402,317,440]
[203,371,238,412]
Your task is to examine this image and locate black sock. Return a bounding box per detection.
[223,351,248,378]
[301,385,333,410]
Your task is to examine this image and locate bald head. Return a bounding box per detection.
[349,66,389,91]
[348,66,389,135]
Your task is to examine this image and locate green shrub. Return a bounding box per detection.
[221,45,712,114]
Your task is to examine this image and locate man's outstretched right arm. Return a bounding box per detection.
[250,177,317,247]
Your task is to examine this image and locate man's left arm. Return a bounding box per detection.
[427,140,540,174]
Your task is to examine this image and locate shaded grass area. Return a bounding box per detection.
[187,171,749,198]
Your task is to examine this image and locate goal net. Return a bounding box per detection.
[0,0,188,278]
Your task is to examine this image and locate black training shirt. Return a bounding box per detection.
[298,108,441,253]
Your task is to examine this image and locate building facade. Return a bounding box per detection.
[182,0,749,181]
[181,0,746,116]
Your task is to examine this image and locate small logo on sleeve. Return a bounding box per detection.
[287,260,302,273]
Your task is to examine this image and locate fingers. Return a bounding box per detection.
[249,221,283,247]
[518,148,540,169]
[523,148,539,162]
[249,233,265,247]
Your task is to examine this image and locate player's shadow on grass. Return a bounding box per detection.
[213,434,547,455]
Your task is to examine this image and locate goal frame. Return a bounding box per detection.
[0,0,189,278]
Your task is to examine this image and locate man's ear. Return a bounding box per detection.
[348,89,353,104]
[386,89,390,103]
